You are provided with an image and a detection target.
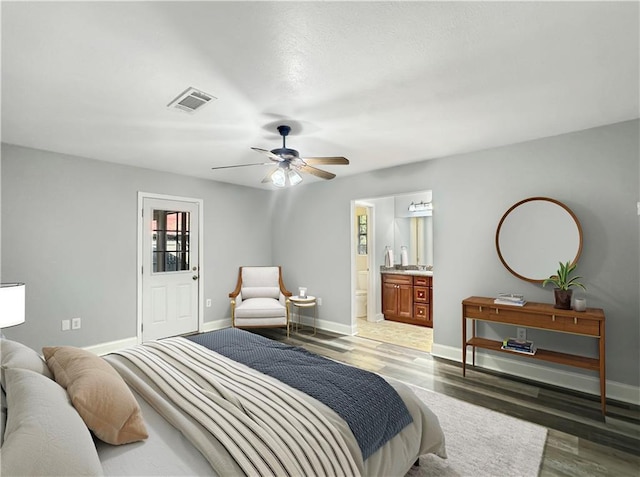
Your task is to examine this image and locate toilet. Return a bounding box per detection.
[356,270,368,318]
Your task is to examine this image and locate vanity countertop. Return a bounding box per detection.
[380,268,433,277]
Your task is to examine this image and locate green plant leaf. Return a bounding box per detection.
[542,261,586,290]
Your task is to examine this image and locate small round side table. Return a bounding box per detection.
[289,295,317,336]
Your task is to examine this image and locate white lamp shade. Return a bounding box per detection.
[0,283,26,328]
[288,169,302,186]
[271,168,286,188]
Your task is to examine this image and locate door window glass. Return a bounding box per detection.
[152,210,190,272]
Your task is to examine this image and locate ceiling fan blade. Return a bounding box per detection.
[211,162,271,170]
[299,164,336,180]
[251,147,284,162]
[301,156,349,166]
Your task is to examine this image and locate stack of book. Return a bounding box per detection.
[501,338,536,355]
[494,293,526,306]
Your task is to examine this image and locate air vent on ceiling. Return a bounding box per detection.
[167,87,216,113]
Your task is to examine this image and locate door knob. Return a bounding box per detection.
[192,275,198,281]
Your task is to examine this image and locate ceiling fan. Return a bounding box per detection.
[211,125,349,187]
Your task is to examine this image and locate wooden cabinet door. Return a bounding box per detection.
[397,284,413,318]
[382,282,399,315]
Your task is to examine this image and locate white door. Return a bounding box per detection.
[141,197,200,341]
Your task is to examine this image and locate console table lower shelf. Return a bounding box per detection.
[462,296,606,415]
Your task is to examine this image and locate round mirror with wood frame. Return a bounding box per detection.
[496,197,583,283]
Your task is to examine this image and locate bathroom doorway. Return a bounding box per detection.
[353,201,375,323]
[350,192,434,353]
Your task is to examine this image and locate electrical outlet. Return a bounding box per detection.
[61,319,71,331]
[516,327,526,340]
[206,299,212,307]
[71,317,81,330]
[317,297,322,306]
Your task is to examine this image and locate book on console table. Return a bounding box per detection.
[501,344,537,355]
[494,299,526,306]
[494,293,526,306]
[503,338,534,350]
[496,293,525,301]
[501,338,536,354]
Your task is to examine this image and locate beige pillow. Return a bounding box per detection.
[42,346,148,445]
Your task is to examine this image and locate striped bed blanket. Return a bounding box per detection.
[109,337,361,477]
[188,328,414,460]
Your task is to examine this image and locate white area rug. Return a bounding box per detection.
[405,384,547,477]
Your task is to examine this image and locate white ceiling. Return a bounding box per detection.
[2,1,638,190]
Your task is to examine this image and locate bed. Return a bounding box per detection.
[0,329,446,476]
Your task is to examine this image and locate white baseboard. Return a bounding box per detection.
[431,343,640,406]
[84,337,138,356]
[83,320,231,355]
[202,318,231,332]
[313,317,355,336]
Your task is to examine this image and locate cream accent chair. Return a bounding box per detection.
[229,266,292,336]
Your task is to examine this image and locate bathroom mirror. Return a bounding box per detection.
[496,197,582,283]
[394,216,433,266]
[393,191,433,267]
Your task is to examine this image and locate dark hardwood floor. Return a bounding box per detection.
[257,328,640,477]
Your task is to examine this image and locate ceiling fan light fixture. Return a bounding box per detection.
[271,166,303,188]
[271,168,287,188]
[288,169,303,186]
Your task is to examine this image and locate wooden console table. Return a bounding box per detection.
[462,296,606,415]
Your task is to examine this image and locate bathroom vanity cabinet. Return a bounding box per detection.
[381,273,432,327]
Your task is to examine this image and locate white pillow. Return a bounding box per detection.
[241,286,281,299]
[0,338,53,390]
[1,368,103,476]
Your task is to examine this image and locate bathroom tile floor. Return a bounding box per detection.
[356,317,433,353]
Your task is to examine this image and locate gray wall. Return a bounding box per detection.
[1,119,638,389]
[272,120,640,387]
[1,144,273,349]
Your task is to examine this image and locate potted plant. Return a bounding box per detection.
[542,261,586,309]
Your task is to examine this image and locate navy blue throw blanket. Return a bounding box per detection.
[187,328,413,460]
